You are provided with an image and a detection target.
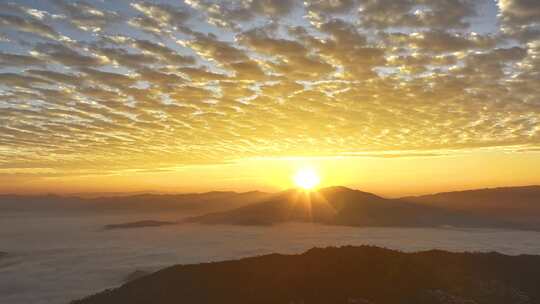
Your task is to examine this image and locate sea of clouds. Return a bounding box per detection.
[2,212,540,304]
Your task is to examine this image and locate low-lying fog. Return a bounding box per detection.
[2,212,540,304]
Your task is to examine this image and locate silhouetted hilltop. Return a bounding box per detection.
[404,186,540,228]
[72,245,540,304]
[123,270,152,283]
[104,220,177,230]
[188,187,508,229]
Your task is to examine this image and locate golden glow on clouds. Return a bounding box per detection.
[1,151,539,196]
[0,0,539,193]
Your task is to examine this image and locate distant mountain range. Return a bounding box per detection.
[0,191,271,216]
[404,186,540,228]
[186,187,479,227]
[2,186,540,230]
[72,245,540,304]
[187,186,540,230]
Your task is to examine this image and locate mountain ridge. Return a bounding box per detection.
[403,185,540,227]
[2,185,539,229]
[186,186,513,229]
[72,245,540,304]
[0,191,272,216]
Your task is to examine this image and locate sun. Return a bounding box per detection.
[293,168,320,190]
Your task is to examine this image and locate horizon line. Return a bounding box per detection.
[1,184,539,200]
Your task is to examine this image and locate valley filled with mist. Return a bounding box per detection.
[2,187,540,304]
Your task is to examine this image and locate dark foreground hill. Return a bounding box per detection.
[72,246,540,304]
[188,187,512,229]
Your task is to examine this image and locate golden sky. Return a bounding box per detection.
[0,0,539,196]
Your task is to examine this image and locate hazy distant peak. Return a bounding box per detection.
[277,186,380,198]
[318,185,355,193]
[318,186,382,197]
[404,185,540,199]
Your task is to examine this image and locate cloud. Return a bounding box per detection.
[52,0,119,32]
[305,0,358,15]
[186,0,295,30]
[129,1,192,35]
[26,70,82,86]
[132,39,195,65]
[0,14,60,40]
[32,43,106,67]
[392,30,498,53]
[314,19,385,78]
[80,68,137,88]
[498,0,540,41]
[0,52,45,67]
[358,0,477,29]
[498,0,540,21]
[0,0,538,173]
[89,46,157,69]
[0,73,51,88]
[186,33,249,64]
[237,27,334,79]
[250,0,296,18]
